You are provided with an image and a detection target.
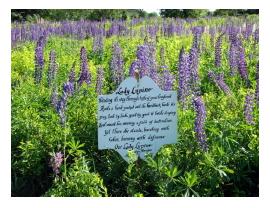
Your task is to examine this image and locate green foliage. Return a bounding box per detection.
[67,138,86,158]
[12,9,149,22]
[44,157,108,197]
[213,9,259,17]
[160,9,209,18]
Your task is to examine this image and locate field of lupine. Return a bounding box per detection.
[11,15,259,197]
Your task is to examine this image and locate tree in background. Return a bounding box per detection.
[11,9,259,22]
[160,9,258,18]
[148,12,158,18]
[11,9,47,21]
[11,9,148,22]
[160,9,209,18]
[213,9,259,16]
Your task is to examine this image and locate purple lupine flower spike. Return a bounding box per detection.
[111,42,124,87]
[191,26,203,52]
[229,43,238,76]
[93,35,104,55]
[55,71,76,124]
[244,93,255,125]
[130,42,158,84]
[56,91,68,125]
[63,81,74,96]
[34,36,46,84]
[189,45,200,95]
[162,69,174,91]
[208,71,232,95]
[129,61,138,78]
[193,96,208,151]
[69,62,76,83]
[237,44,250,86]
[50,151,64,175]
[215,34,223,68]
[215,73,231,95]
[47,50,58,87]
[78,46,91,87]
[254,28,259,43]
[136,44,149,77]
[178,47,190,107]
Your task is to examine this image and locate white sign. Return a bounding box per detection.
[98,76,177,162]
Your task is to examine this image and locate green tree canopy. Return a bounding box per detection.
[213,9,259,16]
[160,9,209,18]
[11,9,149,22]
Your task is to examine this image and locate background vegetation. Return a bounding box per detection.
[11,9,259,22]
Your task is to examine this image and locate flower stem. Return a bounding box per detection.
[63,122,67,178]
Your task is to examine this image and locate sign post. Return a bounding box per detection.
[98,76,177,162]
